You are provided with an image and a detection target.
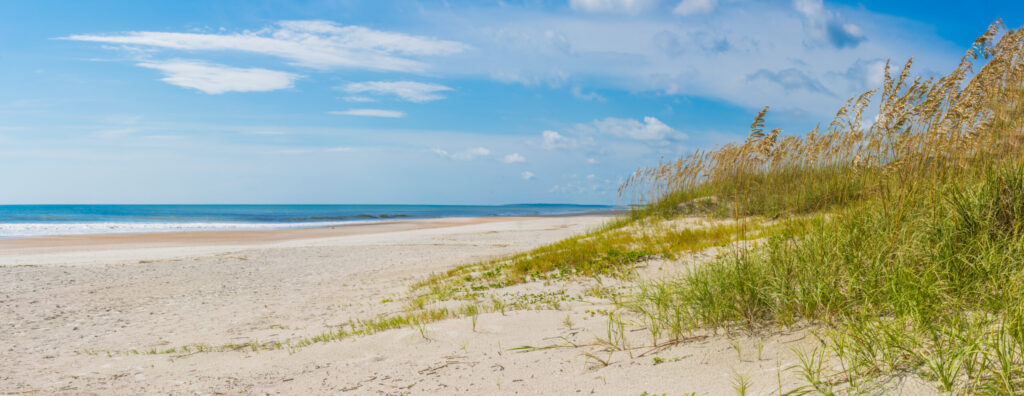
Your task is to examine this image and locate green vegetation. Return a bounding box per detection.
[410,217,778,303]
[109,307,459,355]
[614,21,1024,393]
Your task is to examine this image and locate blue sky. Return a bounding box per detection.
[1,0,1020,205]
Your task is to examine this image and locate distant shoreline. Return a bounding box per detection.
[0,204,622,240]
[0,212,622,262]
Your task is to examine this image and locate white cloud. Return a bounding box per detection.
[426,2,951,117]
[65,20,469,72]
[839,58,887,90]
[548,175,615,195]
[278,149,313,155]
[533,117,684,153]
[433,147,491,160]
[571,86,606,102]
[521,171,535,180]
[137,60,298,94]
[569,0,658,14]
[541,130,576,150]
[588,116,685,141]
[792,0,865,49]
[93,127,140,139]
[748,68,833,95]
[326,146,353,152]
[464,147,491,158]
[329,109,406,118]
[342,81,453,102]
[864,61,887,88]
[65,5,955,123]
[587,158,599,164]
[278,146,354,154]
[503,153,526,163]
[673,0,717,16]
[66,6,946,119]
[343,96,376,102]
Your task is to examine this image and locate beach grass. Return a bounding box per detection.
[408,217,781,304]
[610,21,1024,393]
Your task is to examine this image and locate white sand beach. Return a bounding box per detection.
[0,215,935,395]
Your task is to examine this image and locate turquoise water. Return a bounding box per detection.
[0,204,614,238]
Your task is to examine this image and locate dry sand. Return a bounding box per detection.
[0,215,936,395]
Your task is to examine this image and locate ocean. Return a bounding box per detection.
[0,204,615,238]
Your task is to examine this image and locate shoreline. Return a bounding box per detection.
[0,211,624,257]
[0,205,623,241]
[0,213,623,267]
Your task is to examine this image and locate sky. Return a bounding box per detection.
[0,0,1021,205]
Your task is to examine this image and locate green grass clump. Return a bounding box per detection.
[631,164,1024,392]
[616,21,1024,393]
[411,217,773,303]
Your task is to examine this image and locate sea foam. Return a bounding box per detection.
[0,221,376,238]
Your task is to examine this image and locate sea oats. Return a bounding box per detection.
[620,21,1023,219]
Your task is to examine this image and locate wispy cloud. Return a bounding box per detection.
[62,6,946,119]
[535,116,684,154]
[261,146,357,155]
[278,148,317,155]
[747,68,834,96]
[673,0,718,16]
[793,0,865,49]
[503,153,526,163]
[428,2,943,117]
[341,81,453,102]
[838,58,887,90]
[137,60,298,94]
[586,116,685,142]
[521,171,535,180]
[64,20,469,72]
[569,0,658,14]
[326,146,353,152]
[541,130,576,150]
[329,109,406,118]
[571,86,606,102]
[432,147,491,160]
[343,96,376,102]
[548,175,614,195]
[93,127,141,139]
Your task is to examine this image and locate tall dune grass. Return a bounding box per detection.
[622,21,1023,219]
[620,21,1024,393]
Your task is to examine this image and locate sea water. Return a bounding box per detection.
[0,204,614,238]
